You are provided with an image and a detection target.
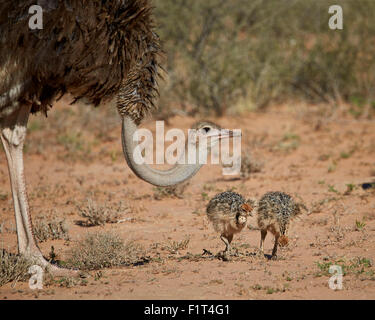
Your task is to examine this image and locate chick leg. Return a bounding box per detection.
[227,234,234,252]
[271,232,280,258]
[220,234,232,253]
[260,229,267,253]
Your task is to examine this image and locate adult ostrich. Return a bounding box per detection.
[0,0,235,272]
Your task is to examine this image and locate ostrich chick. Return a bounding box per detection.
[257,191,303,259]
[207,191,254,257]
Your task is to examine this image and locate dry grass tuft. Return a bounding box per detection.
[0,249,33,287]
[65,232,147,270]
[163,238,190,254]
[153,182,189,200]
[240,153,263,179]
[77,199,129,226]
[33,218,69,242]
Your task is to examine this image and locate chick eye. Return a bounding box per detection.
[203,127,210,133]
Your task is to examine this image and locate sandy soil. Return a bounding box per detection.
[0,100,375,299]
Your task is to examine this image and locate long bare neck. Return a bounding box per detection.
[121,116,203,186]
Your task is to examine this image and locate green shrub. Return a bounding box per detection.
[154,0,375,116]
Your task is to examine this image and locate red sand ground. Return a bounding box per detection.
[0,100,374,299]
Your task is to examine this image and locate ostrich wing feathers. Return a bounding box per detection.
[0,0,161,120]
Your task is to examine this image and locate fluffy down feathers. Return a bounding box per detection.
[257,191,301,236]
[206,191,253,236]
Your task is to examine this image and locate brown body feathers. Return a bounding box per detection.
[0,0,161,123]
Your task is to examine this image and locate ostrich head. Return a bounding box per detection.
[240,203,253,216]
[188,121,239,150]
[236,203,252,226]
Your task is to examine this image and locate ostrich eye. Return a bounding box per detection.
[203,127,210,133]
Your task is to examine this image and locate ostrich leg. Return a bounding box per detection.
[0,105,49,266]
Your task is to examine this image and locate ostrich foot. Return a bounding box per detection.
[229,247,239,257]
[217,250,231,261]
[254,248,265,258]
[25,252,80,277]
[45,264,80,278]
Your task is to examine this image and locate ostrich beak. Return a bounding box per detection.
[216,129,242,140]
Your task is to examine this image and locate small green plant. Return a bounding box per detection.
[201,192,209,201]
[344,184,356,195]
[109,150,119,162]
[252,284,262,291]
[48,246,58,264]
[266,287,278,294]
[266,288,274,294]
[318,154,330,161]
[315,257,373,278]
[340,145,357,159]
[328,185,339,194]
[0,192,8,201]
[355,219,366,231]
[340,152,350,159]
[328,161,337,173]
[315,260,345,277]
[203,184,217,192]
[94,271,103,281]
[274,133,300,153]
[56,277,83,288]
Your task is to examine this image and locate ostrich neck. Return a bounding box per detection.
[121,116,203,187]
